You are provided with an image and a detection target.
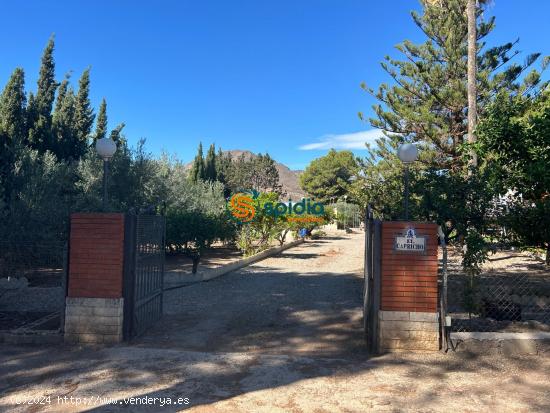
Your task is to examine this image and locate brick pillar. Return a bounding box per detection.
[64,213,126,344]
[378,222,439,352]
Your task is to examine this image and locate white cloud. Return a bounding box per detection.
[298,129,383,151]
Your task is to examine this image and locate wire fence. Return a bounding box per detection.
[0,241,67,331]
[332,202,364,229]
[446,251,550,332]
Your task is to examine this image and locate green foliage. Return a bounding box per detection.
[354,0,548,277]
[52,76,77,160]
[204,143,217,181]
[189,142,205,183]
[94,98,108,142]
[0,68,27,146]
[74,138,164,212]
[164,178,235,271]
[249,153,281,193]
[72,68,94,158]
[27,37,58,153]
[223,152,282,194]
[235,192,281,255]
[327,201,362,229]
[0,146,72,243]
[299,149,358,203]
[232,191,327,254]
[0,68,27,203]
[0,37,243,260]
[477,89,550,262]
[364,0,547,171]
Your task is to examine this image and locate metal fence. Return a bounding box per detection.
[334,202,364,229]
[123,214,165,339]
[446,251,550,332]
[0,241,67,331]
[363,207,381,354]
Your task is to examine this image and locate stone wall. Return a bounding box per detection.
[64,297,123,344]
[379,310,439,351]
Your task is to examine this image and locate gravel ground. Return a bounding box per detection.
[135,232,366,358]
[1,231,549,412]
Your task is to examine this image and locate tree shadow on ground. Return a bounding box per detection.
[2,342,549,412]
[2,246,549,412]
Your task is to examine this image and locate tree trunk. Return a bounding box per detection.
[467,0,478,168]
[192,256,200,274]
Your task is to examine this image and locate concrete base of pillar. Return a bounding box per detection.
[64,297,124,344]
[379,310,439,352]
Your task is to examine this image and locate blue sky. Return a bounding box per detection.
[1,1,548,170]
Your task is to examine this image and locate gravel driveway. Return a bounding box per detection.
[134,232,367,358]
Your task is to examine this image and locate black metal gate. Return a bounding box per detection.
[123,214,165,339]
[363,206,381,354]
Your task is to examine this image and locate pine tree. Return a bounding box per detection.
[27,36,58,152]
[363,0,545,171]
[94,98,108,141]
[189,142,205,183]
[251,153,282,194]
[73,68,95,155]
[204,143,217,181]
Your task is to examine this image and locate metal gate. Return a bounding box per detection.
[363,206,381,354]
[123,214,165,339]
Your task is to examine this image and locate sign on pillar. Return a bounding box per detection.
[379,222,439,352]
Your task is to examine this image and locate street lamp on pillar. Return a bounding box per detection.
[95,137,117,212]
[397,143,418,221]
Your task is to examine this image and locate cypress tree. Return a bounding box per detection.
[0,68,27,203]
[54,76,68,112]
[26,92,36,145]
[28,36,58,152]
[189,142,205,183]
[0,68,27,145]
[36,37,57,120]
[94,98,108,142]
[204,143,217,181]
[73,68,95,154]
[52,77,77,160]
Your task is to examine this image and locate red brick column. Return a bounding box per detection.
[64,213,126,344]
[381,222,438,312]
[378,222,439,352]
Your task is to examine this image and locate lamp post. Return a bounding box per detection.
[397,143,418,221]
[95,137,117,211]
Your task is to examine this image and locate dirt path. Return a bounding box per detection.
[1,232,550,412]
[135,232,366,358]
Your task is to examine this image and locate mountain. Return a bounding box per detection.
[186,149,305,199]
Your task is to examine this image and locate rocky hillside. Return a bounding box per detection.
[186,149,305,199]
[224,150,305,200]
